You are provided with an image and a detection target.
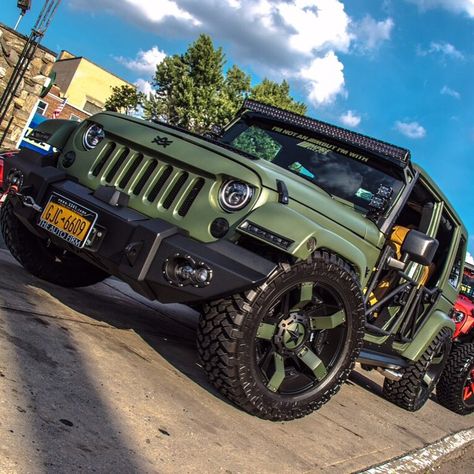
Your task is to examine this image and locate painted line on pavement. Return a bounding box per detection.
[360,427,474,473]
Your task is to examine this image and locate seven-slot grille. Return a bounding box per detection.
[88,141,207,217]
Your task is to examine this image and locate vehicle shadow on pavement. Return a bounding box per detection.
[19,268,234,407]
[0,261,150,471]
[348,370,384,398]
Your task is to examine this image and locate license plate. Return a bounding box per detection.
[38,193,98,248]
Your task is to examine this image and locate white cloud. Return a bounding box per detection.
[135,78,154,95]
[353,16,394,52]
[298,51,346,106]
[417,41,464,60]
[395,121,426,139]
[466,251,474,265]
[116,46,167,74]
[406,0,474,18]
[71,0,354,107]
[340,110,361,127]
[441,85,461,99]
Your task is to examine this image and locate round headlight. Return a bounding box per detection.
[219,180,253,212]
[453,310,466,323]
[83,124,105,150]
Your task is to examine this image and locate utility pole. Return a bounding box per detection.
[0,0,61,147]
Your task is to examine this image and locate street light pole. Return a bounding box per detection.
[0,0,61,147]
[14,1,32,31]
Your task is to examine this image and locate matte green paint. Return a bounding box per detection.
[256,322,276,340]
[267,353,285,392]
[44,112,384,282]
[36,119,80,150]
[36,112,467,364]
[396,309,455,362]
[297,346,328,381]
[310,309,346,330]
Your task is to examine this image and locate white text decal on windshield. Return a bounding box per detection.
[272,126,369,163]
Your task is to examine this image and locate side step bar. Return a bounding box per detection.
[358,348,409,370]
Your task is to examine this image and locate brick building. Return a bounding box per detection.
[0,22,56,150]
[36,84,89,122]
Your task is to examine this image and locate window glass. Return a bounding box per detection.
[84,100,103,115]
[36,100,48,116]
[426,211,455,287]
[223,119,404,213]
[231,126,281,161]
[70,114,81,122]
[449,237,465,289]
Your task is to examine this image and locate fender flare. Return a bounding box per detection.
[34,119,80,150]
[396,309,455,362]
[240,203,369,280]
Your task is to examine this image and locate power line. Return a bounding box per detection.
[0,0,62,147]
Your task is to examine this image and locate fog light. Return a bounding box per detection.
[210,218,229,238]
[164,254,213,288]
[194,267,211,285]
[176,264,194,281]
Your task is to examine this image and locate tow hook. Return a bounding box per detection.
[21,195,43,213]
[0,186,42,213]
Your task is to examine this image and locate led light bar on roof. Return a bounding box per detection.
[241,100,411,167]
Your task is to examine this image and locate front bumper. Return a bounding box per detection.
[4,153,276,303]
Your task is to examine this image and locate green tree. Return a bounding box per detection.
[250,79,307,115]
[105,85,144,115]
[146,34,306,131]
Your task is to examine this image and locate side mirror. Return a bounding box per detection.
[401,230,439,266]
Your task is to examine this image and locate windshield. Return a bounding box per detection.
[461,270,474,302]
[221,118,404,213]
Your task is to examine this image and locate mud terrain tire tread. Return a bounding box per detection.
[1,199,108,288]
[197,251,365,421]
[437,342,474,415]
[383,327,453,411]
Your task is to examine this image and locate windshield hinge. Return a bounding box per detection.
[276,179,289,205]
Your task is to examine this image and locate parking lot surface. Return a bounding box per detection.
[0,250,473,473]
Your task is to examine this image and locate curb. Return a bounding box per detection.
[359,428,474,473]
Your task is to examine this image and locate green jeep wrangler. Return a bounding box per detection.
[0,100,466,421]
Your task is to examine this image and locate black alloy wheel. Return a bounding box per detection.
[198,251,365,421]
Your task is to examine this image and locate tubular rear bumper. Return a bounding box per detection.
[4,151,276,303]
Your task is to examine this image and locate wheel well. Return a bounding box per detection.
[317,247,360,279]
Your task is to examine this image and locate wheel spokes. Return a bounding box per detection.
[297,345,328,381]
[256,322,277,340]
[267,353,285,392]
[310,309,346,330]
[291,282,313,311]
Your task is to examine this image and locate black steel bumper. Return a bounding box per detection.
[3,151,276,303]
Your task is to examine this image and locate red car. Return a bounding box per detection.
[437,262,474,415]
[0,149,19,199]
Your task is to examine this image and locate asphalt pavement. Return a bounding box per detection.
[0,249,473,473]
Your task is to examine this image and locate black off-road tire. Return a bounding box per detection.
[197,251,365,421]
[383,327,453,411]
[437,343,474,415]
[1,199,108,288]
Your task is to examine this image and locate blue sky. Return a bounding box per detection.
[2,0,474,258]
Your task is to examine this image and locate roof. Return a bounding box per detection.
[240,99,411,168]
[0,21,56,56]
[55,52,134,88]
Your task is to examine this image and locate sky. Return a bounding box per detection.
[2,0,474,259]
